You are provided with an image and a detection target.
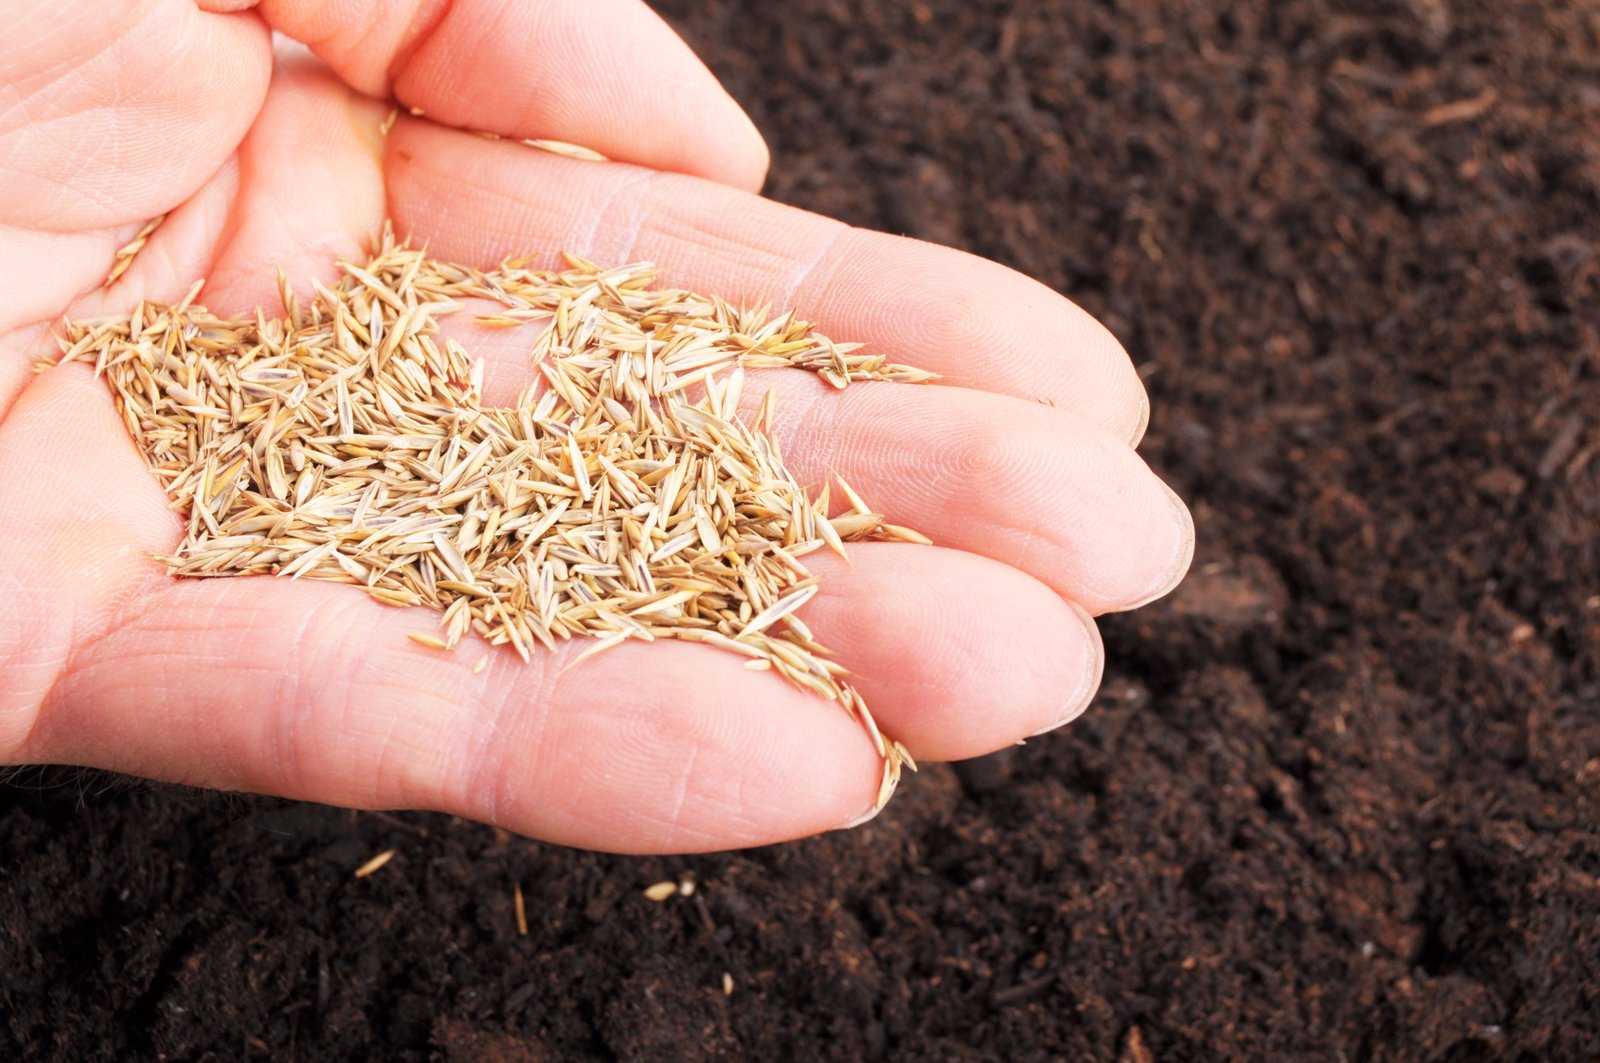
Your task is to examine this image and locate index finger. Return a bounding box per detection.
[233,0,770,191]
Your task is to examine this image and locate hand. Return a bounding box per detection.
[0,0,1192,853]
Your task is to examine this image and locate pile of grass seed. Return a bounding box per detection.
[58,229,932,810]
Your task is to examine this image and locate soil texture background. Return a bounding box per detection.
[4,1,1599,1059]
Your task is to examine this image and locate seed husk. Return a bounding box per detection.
[353,849,396,878]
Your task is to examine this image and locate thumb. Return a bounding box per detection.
[0,1,271,331]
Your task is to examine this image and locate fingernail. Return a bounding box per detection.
[838,802,885,831]
[835,757,902,831]
[731,105,772,184]
[1029,600,1104,737]
[1129,393,1151,448]
[1119,480,1195,611]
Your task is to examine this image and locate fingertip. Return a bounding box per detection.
[1074,312,1148,446]
[486,641,884,853]
[723,99,772,194]
[1129,391,1152,447]
[1028,600,1104,736]
[1112,478,1196,613]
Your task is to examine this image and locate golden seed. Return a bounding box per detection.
[643,881,678,902]
[353,849,396,878]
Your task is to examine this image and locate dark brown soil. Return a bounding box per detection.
[5,1,1599,1059]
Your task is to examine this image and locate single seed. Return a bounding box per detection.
[353,849,396,878]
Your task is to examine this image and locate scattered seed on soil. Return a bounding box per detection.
[514,883,528,936]
[353,849,396,878]
[643,881,679,902]
[59,228,933,814]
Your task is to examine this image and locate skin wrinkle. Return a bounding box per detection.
[30,566,173,761]
[660,195,809,289]
[1,4,266,231]
[585,168,664,265]
[343,666,488,802]
[778,222,851,315]
[455,664,522,827]
[457,637,568,828]
[360,680,419,808]
[383,131,567,262]
[70,596,272,782]
[771,375,845,481]
[618,689,759,847]
[662,743,700,841]
[660,762,747,850]
[0,7,125,126]
[0,325,50,425]
[267,589,366,797]
[0,575,66,759]
[383,0,459,95]
[0,3,102,87]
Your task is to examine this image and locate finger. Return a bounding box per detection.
[760,376,1193,614]
[253,0,769,191]
[26,576,884,854]
[383,120,1147,441]
[0,0,271,232]
[0,1,270,330]
[802,545,1104,762]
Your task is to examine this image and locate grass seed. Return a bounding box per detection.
[61,227,932,815]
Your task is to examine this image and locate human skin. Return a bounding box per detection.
[0,0,1193,853]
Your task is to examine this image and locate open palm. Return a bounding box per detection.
[0,0,1192,853]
